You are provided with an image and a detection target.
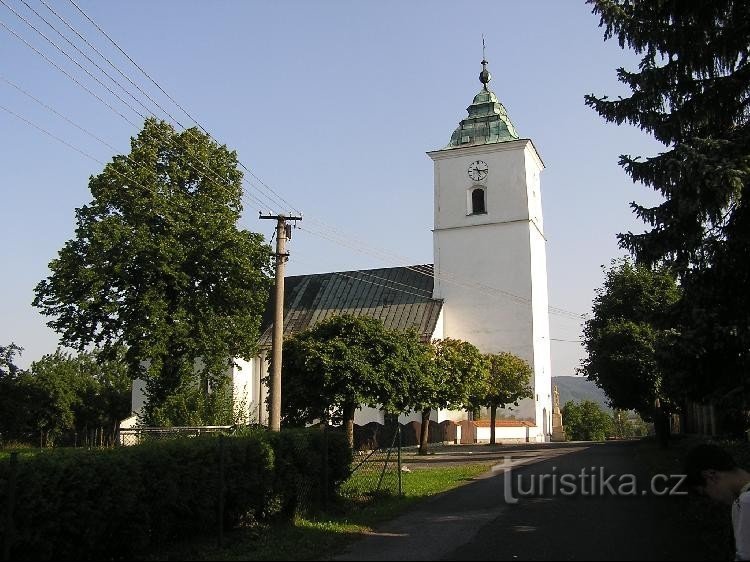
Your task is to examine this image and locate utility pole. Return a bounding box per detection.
[259,212,302,432]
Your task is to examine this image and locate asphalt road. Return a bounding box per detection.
[331,441,714,561]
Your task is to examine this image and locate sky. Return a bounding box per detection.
[0,0,665,374]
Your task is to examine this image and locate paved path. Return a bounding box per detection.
[331,441,712,561]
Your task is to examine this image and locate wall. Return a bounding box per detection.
[429,139,552,442]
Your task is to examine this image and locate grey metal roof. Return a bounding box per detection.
[258,265,442,347]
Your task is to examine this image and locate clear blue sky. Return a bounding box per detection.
[0,0,663,374]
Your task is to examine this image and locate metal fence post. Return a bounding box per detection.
[322,421,329,512]
[217,435,225,548]
[2,452,19,562]
[397,426,402,497]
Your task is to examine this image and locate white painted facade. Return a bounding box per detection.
[128,355,269,425]
[428,139,552,442]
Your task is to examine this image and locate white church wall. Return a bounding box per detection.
[475,425,529,443]
[437,408,468,423]
[127,356,264,425]
[232,357,254,424]
[253,352,269,425]
[529,221,553,438]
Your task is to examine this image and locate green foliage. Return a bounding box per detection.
[563,400,614,441]
[281,315,429,436]
[409,338,488,414]
[611,409,651,439]
[0,343,23,378]
[0,429,351,561]
[32,119,273,424]
[0,348,130,446]
[146,374,242,427]
[0,344,29,444]
[580,258,681,416]
[472,352,533,411]
[586,1,750,420]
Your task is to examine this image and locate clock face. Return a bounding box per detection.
[468,160,488,182]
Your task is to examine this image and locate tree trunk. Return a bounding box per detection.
[490,404,497,445]
[655,407,670,449]
[343,401,356,449]
[419,409,431,455]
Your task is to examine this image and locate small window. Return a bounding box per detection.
[471,187,486,214]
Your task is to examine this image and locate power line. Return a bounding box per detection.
[0,17,138,127]
[5,0,287,216]
[6,2,586,321]
[0,0,146,122]
[18,0,154,119]
[299,224,586,320]
[0,73,119,152]
[38,0,185,127]
[65,0,302,216]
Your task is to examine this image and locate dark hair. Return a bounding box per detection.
[684,444,738,488]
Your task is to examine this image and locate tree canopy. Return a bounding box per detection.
[470,352,533,444]
[586,0,750,427]
[563,400,613,442]
[0,347,131,447]
[410,338,487,454]
[33,119,273,423]
[580,258,681,416]
[280,315,429,447]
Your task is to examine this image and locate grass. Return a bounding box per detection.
[149,463,491,561]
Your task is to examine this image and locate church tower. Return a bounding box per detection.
[428,55,552,441]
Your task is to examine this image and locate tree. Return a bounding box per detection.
[24,349,131,446]
[280,315,427,447]
[33,119,273,424]
[0,347,132,446]
[470,352,533,445]
[410,338,487,455]
[562,400,613,442]
[0,343,23,378]
[580,258,680,431]
[612,409,651,439]
[0,343,30,444]
[585,1,750,420]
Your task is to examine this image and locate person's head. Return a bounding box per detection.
[685,444,746,504]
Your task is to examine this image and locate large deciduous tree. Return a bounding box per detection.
[585,1,750,421]
[280,315,427,447]
[471,352,533,445]
[33,119,272,424]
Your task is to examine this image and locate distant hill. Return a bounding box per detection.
[552,376,611,412]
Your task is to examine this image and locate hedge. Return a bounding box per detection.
[0,428,351,560]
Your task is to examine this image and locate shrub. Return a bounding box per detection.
[0,428,351,560]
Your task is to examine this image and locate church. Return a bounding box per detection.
[128,56,553,443]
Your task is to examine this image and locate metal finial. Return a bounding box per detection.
[479,35,491,90]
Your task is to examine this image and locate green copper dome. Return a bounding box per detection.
[447,59,519,148]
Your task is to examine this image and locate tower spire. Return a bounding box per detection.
[480,35,491,91]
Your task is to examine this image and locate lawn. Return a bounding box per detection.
[149,463,491,561]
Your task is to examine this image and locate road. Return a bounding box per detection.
[331,441,713,561]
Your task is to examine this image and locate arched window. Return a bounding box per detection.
[471,187,486,214]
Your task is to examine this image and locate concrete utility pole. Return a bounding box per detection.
[259,213,302,432]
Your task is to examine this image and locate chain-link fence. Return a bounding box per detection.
[339,426,403,504]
